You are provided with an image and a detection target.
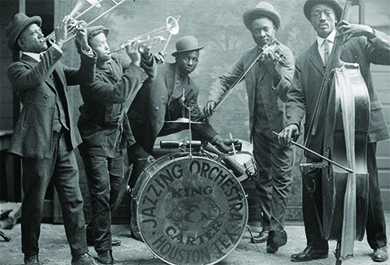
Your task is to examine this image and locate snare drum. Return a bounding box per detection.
[132,152,248,265]
[225,151,257,178]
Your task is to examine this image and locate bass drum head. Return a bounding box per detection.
[134,154,248,265]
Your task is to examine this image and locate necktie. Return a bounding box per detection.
[323,39,329,66]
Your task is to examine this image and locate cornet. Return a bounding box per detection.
[43,0,128,44]
[110,16,180,54]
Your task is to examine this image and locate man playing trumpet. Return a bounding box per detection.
[5,13,97,265]
[76,25,159,264]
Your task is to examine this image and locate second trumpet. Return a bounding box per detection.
[111,16,180,53]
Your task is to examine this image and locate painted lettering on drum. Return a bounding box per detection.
[152,227,242,264]
[165,221,223,245]
[171,186,213,198]
[137,157,248,264]
[152,235,213,264]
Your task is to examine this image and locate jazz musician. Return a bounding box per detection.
[5,13,96,265]
[204,2,295,253]
[278,0,390,262]
[75,25,159,264]
[127,35,238,237]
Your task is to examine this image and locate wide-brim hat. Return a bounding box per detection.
[243,2,281,31]
[172,35,204,57]
[303,0,343,22]
[5,12,42,51]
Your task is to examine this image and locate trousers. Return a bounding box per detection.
[21,130,87,258]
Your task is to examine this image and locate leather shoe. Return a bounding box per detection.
[291,246,328,262]
[266,229,287,253]
[97,250,114,264]
[251,229,269,243]
[372,246,388,262]
[24,254,39,265]
[71,253,97,265]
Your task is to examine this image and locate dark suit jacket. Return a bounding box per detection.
[208,41,295,141]
[128,62,217,153]
[286,30,390,156]
[7,45,96,159]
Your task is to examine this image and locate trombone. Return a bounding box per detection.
[110,16,180,54]
[43,0,128,44]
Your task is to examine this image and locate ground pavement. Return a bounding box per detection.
[1,213,389,265]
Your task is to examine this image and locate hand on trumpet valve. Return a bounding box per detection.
[74,21,89,51]
[154,51,166,64]
[125,39,141,67]
[140,44,153,62]
[54,16,71,48]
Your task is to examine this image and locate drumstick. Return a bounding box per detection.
[230,132,237,160]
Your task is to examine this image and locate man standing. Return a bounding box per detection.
[77,26,157,264]
[204,2,295,253]
[127,35,236,187]
[278,0,389,262]
[5,13,96,265]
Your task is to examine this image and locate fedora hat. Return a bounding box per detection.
[172,36,204,57]
[5,12,42,51]
[303,0,343,22]
[243,2,281,31]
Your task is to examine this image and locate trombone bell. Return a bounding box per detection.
[69,0,101,19]
[166,16,179,35]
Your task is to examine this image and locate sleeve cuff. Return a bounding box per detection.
[51,43,63,54]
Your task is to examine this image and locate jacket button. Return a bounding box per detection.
[44,95,48,99]
[155,106,159,111]
[52,105,55,109]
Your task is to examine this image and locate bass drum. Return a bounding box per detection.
[132,152,248,265]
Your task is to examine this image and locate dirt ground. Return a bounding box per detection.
[1,213,389,265]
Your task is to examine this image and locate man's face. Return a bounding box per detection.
[90,32,111,63]
[176,50,199,75]
[17,23,47,53]
[310,4,337,38]
[250,17,276,48]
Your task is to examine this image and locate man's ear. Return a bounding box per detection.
[17,38,25,50]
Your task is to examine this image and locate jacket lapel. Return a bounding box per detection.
[308,42,325,76]
[169,64,186,102]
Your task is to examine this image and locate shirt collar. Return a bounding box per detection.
[317,30,336,46]
[23,52,41,62]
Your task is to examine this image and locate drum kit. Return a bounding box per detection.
[129,115,258,265]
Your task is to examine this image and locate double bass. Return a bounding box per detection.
[305,0,370,263]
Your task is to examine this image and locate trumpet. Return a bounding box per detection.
[43,0,128,44]
[110,36,167,54]
[110,16,180,54]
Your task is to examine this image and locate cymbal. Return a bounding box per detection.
[165,118,206,124]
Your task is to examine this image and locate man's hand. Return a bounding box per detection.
[154,51,166,64]
[140,44,152,61]
[54,16,71,49]
[337,20,375,44]
[204,100,216,119]
[126,39,141,67]
[278,124,299,146]
[260,45,283,82]
[75,21,90,51]
[212,135,239,153]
